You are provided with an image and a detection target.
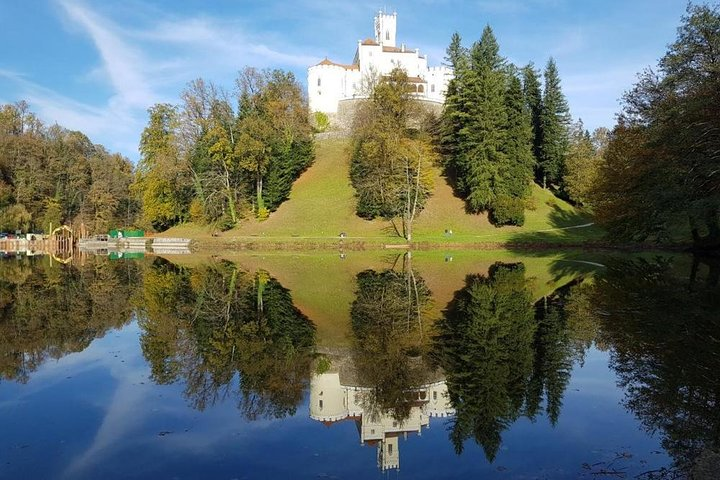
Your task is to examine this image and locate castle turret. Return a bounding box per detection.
[310,372,348,422]
[374,11,397,47]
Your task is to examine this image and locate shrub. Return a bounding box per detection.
[313,111,330,133]
[491,195,526,226]
[189,198,206,224]
[315,355,331,374]
[216,213,235,231]
[525,196,537,211]
[257,206,270,221]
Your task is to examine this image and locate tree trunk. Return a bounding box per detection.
[223,164,237,224]
[256,172,264,211]
[691,205,720,251]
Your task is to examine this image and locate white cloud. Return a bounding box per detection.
[2,1,325,161]
[59,0,156,109]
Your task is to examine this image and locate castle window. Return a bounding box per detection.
[433,391,438,400]
[431,84,436,93]
[386,30,390,41]
[317,78,321,87]
[388,444,393,455]
[319,400,323,410]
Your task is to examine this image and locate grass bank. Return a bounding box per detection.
[163,137,606,250]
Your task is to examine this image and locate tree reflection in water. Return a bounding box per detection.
[434,262,585,461]
[584,256,720,478]
[312,253,450,472]
[137,258,315,420]
[0,255,140,383]
[350,252,436,423]
[3,253,717,476]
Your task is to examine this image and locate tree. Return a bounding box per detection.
[0,102,132,233]
[538,58,571,189]
[258,70,314,213]
[434,262,581,459]
[235,68,314,219]
[85,152,135,233]
[133,68,313,229]
[494,72,535,225]
[137,259,315,418]
[0,256,139,383]
[456,26,508,214]
[135,103,190,230]
[591,4,720,248]
[585,256,720,476]
[522,63,543,165]
[440,27,539,224]
[350,254,434,421]
[350,68,436,241]
[563,120,600,207]
[440,32,470,162]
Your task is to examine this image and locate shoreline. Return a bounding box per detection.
[187,236,693,253]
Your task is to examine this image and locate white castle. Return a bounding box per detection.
[307,11,453,115]
[310,372,455,472]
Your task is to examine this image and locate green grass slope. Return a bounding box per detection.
[239,139,389,239]
[165,137,604,245]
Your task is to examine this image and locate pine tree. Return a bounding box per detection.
[493,73,534,225]
[522,63,543,165]
[538,58,571,189]
[440,32,469,162]
[457,26,508,213]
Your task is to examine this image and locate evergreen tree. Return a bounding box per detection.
[434,263,536,459]
[455,26,508,213]
[440,32,469,161]
[493,73,534,225]
[522,63,543,164]
[440,27,540,223]
[538,58,571,189]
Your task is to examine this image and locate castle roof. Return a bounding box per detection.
[314,58,359,70]
[382,45,416,53]
[361,38,378,46]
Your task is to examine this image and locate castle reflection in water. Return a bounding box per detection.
[310,372,454,471]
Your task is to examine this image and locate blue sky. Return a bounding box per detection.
[0,0,688,161]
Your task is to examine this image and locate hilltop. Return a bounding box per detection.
[163,137,604,249]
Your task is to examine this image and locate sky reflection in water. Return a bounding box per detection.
[0,252,717,479]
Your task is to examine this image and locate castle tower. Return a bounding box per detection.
[374,11,397,47]
[377,437,400,471]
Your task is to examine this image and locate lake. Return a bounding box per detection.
[0,251,718,479]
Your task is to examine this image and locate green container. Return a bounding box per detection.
[108,229,144,238]
[109,251,145,260]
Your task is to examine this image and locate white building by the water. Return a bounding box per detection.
[310,372,455,472]
[307,11,453,115]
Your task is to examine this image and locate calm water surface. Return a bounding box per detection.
[0,252,718,479]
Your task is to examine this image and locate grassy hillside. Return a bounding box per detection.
[164,137,604,246]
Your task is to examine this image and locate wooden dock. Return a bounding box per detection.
[78,237,192,255]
